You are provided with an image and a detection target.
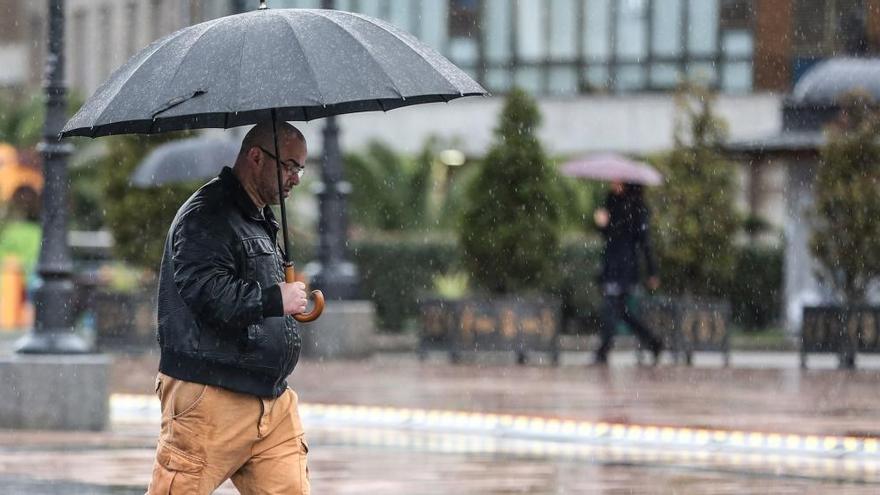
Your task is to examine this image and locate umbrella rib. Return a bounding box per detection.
[279,12,327,105]
[314,12,408,100]
[77,31,183,134]
[153,17,231,119]
[346,12,461,95]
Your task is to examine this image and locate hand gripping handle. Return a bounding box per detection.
[285,264,324,323]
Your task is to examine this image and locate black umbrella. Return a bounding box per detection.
[130,136,239,187]
[62,3,488,322]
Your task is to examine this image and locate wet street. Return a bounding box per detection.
[2,351,880,493]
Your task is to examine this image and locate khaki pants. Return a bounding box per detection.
[146,373,310,495]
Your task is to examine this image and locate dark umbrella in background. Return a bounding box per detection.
[62,3,488,322]
[130,136,239,187]
[561,153,664,186]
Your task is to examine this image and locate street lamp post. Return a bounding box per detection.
[16,0,89,354]
[309,0,360,300]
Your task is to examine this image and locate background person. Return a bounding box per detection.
[592,181,662,365]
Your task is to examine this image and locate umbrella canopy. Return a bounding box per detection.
[61,8,487,138]
[130,136,239,187]
[560,153,664,186]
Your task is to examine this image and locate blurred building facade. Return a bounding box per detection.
[5,0,880,331]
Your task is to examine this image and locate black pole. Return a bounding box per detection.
[232,0,250,14]
[270,110,292,263]
[310,0,360,300]
[17,0,89,354]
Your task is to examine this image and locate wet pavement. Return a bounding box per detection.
[2,350,880,493]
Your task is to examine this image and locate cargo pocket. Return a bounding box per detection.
[148,440,206,494]
[299,436,310,490]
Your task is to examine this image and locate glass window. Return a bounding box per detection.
[720,0,753,28]
[357,0,383,18]
[388,0,413,32]
[125,1,138,57]
[615,64,646,91]
[650,63,681,88]
[722,29,753,57]
[549,0,578,59]
[548,66,579,94]
[652,0,683,57]
[72,10,87,91]
[688,0,719,56]
[517,0,546,62]
[420,1,448,51]
[486,68,513,92]
[151,0,163,40]
[584,0,611,61]
[485,0,512,63]
[616,0,648,60]
[449,0,480,38]
[687,61,718,85]
[275,0,319,7]
[99,6,113,79]
[585,65,610,91]
[515,67,543,92]
[449,37,478,65]
[722,60,752,91]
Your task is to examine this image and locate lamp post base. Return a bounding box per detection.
[15,331,90,354]
[305,260,361,301]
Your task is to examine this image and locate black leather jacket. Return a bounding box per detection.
[157,167,299,398]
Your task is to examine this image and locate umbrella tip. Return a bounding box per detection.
[258,0,268,9]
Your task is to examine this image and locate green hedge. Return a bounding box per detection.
[350,236,783,333]
[726,246,783,330]
[351,236,459,331]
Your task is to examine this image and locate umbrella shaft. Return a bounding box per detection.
[271,110,292,264]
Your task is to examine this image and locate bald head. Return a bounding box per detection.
[238,120,305,158]
[233,120,308,208]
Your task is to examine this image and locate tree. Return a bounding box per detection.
[650,86,739,296]
[344,137,477,233]
[811,94,880,304]
[92,133,198,270]
[344,141,432,231]
[460,88,562,293]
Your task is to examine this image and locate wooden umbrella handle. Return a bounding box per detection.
[285,265,325,323]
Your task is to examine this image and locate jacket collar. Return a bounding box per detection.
[218,167,280,231]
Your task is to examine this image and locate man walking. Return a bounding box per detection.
[147,121,311,494]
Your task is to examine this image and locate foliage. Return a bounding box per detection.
[727,245,783,329]
[0,90,84,148]
[351,234,459,331]
[344,141,431,231]
[344,137,476,233]
[349,235,782,333]
[0,221,41,275]
[459,88,563,293]
[90,133,199,270]
[649,86,739,297]
[811,94,880,304]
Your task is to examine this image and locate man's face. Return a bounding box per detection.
[255,136,307,205]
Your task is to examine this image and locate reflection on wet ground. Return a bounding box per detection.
[3,351,880,493]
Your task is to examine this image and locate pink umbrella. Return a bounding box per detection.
[560,153,664,186]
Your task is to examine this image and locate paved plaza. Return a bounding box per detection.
[2,350,880,493]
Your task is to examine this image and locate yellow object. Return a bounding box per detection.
[0,256,25,330]
[0,143,43,202]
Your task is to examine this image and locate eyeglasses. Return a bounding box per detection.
[258,146,305,178]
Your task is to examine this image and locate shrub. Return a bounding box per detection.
[650,86,739,297]
[460,88,562,293]
[92,134,199,270]
[351,234,459,331]
[811,94,880,304]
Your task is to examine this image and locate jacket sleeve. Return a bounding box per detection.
[170,213,271,330]
[636,210,657,278]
